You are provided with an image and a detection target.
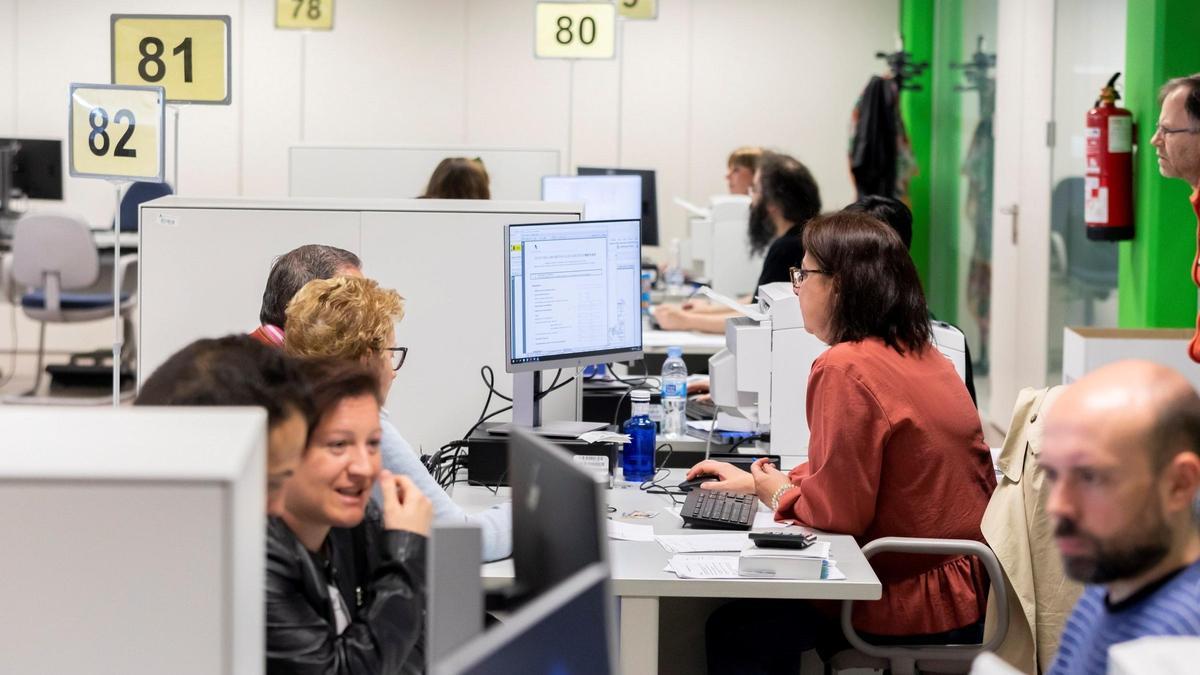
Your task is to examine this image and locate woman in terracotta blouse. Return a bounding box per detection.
[689,211,996,673]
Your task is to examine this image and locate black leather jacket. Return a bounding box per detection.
[266,503,427,674]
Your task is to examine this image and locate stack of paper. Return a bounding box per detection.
[663,555,741,579]
[738,540,832,579]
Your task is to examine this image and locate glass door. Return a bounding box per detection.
[1045,0,1126,383]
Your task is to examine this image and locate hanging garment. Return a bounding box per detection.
[849,75,918,200]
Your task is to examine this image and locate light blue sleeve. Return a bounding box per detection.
[378,415,513,561]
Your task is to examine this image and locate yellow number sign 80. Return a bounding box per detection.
[535,3,615,59]
[69,84,165,182]
[111,15,231,104]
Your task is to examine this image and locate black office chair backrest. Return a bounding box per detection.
[115,181,173,232]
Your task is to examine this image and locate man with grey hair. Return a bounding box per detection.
[250,244,362,347]
[1152,74,1200,362]
[1039,360,1200,674]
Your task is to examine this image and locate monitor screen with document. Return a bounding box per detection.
[504,218,642,373]
[577,166,658,246]
[540,174,641,223]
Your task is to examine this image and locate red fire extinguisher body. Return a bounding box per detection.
[1085,97,1135,240]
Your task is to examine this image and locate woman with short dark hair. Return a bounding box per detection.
[266,358,432,675]
[689,212,995,673]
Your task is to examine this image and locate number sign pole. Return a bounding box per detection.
[170,104,182,192]
[69,83,165,405]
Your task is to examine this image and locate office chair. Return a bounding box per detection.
[1049,177,1117,325]
[114,181,173,232]
[828,538,1010,675]
[1,212,137,403]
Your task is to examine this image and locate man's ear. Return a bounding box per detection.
[1163,451,1200,517]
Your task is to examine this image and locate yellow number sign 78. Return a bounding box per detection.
[276,0,334,30]
[111,14,231,104]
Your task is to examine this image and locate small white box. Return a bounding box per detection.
[1062,327,1200,387]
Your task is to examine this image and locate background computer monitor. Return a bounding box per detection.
[577,166,658,246]
[1,138,63,200]
[432,563,616,675]
[541,174,641,222]
[509,427,608,601]
[504,218,642,374]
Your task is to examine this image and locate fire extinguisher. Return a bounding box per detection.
[1085,72,1134,241]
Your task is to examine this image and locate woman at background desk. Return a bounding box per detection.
[688,212,995,673]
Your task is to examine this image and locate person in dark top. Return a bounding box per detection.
[1040,361,1200,675]
[654,151,821,333]
[267,358,432,675]
[844,194,912,250]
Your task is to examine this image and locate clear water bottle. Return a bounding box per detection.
[665,238,685,292]
[622,389,656,482]
[660,346,688,439]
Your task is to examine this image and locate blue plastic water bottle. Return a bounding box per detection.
[622,389,656,482]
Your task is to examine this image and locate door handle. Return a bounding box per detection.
[999,204,1019,245]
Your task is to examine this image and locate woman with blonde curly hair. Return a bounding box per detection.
[284,275,512,561]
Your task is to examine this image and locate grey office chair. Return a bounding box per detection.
[1,212,137,403]
[828,537,1010,675]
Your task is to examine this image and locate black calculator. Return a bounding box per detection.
[749,530,818,549]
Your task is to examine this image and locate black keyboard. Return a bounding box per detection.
[680,490,756,530]
[685,397,716,420]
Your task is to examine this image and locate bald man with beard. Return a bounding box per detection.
[1039,361,1200,675]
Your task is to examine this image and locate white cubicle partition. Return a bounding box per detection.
[137,197,584,454]
[0,407,265,675]
[289,145,561,201]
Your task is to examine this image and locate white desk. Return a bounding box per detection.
[643,328,726,354]
[472,471,882,675]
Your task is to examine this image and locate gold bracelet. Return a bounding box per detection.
[769,484,796,511]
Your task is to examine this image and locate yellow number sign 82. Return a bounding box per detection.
[111,14,231,104]
[69,83,165,182]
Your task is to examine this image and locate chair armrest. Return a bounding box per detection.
[840,536,1009,662]
[113,253,138,299]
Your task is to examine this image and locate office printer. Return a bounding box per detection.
[682,195,762,297]
[707,282,828,455]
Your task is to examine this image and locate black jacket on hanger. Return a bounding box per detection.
[850,75,901,199]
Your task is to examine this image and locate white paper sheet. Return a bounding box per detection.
[740,540,832,560]
[663,555,742,579]
[655,533,749,554]
[606,519,656,542]
[752,512,794,529]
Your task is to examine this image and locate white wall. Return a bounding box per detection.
[0,0,898,354]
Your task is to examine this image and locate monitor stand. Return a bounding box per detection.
[492,370,606,438]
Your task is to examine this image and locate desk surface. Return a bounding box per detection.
[475,470,881,601]
[643,329,725,354]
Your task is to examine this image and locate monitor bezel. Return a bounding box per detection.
[503,218,644,374]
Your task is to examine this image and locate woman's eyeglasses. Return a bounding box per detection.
[789,266,828,285]
[384,347,409,371]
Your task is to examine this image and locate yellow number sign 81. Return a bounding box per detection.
[69,84,165,182]
[535,3,615,59]
[276,0,334,30]
[111,14,231,104]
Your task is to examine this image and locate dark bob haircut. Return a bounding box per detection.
[135,334,314,427]
[802,211,931,354]
[295,357,384,448]
[421,157,491,200]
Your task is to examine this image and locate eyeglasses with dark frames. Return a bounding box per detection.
[384,347,409,371]
[789,266,829,285]
[1155,123,1200,136]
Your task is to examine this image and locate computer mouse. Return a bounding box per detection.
[676,475,720,492]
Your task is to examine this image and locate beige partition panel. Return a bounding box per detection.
[138,197,584,454]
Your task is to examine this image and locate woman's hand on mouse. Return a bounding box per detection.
[685,460,754,494]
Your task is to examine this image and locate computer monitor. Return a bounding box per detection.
[432,563,616,675]
[577,166,658,246]
[541,174,641,223]
[1,138,63,200]
[509,426,608,600]
[504,218,642,374]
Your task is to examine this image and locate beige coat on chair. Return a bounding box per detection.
[981,386,1083,674]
